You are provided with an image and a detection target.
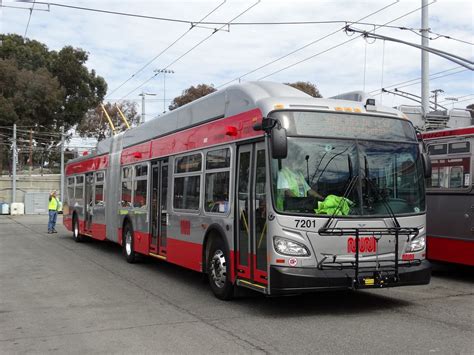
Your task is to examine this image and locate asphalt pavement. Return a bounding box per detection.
[0,215,473,354]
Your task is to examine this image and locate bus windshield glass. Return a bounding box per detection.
[270,114,425,217]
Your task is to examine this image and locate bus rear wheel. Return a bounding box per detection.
[72,216,83,243]
[122,223,137,263]
[207,238,233,300]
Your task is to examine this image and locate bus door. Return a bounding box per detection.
[84,172,94,234]
[150,159,169,256]
[236,142,268,285]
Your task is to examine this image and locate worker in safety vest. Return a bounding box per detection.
[276,165,324,210]
[48,190,60,234]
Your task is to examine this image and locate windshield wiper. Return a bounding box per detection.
[313,146,351,186]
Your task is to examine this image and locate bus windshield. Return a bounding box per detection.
[271,137,425,217]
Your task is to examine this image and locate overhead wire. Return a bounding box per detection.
[105,0,227,99]
[119,0,261,101]
[255,0,436,81]
[367,66,463,94]
[216,1,399,88]
[23,0,36,38]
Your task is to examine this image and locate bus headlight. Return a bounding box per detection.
[273,236,310,256]
[406,235,426,252]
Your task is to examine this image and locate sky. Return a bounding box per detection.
[1,0,473,126]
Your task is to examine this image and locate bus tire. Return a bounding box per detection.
[207,237,233,300]
[122,222,137,263]
[72,215,84,243]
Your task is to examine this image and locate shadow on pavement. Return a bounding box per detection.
[58,233,413,316]
[431,261,474,284]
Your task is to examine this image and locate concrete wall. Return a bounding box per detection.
[0,174,61,204]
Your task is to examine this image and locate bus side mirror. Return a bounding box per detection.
[253,117,288,159]
[271,124,287,159]
[422,153,432,179]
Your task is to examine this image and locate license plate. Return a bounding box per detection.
[347,236,377,253]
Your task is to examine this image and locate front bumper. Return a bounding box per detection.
[269,260,431,295]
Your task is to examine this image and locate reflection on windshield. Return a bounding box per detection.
[360,141,425,215]
[271,138,425,216]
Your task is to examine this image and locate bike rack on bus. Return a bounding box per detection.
[317,227,422,288]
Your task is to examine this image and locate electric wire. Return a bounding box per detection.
[216,1,399,88]
[255,0,436,81]
[119,0,261,101]
[367,66,463,94]
[105,0,227,99]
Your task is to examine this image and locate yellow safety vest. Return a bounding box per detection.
[277,168,309,210]
[49,197,59,211]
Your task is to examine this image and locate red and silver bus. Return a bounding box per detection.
[423,126,474,266]
[64,82,431,299]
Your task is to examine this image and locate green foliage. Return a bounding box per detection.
[169,84,216,111]
[285,81,322,98]
[0,34,107,135]
[76,101,140,141]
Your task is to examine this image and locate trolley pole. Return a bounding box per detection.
[421,0,430,118]
[60,126,65,204]
[12,123,17,204]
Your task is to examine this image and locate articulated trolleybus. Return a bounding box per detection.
[64,82,431,299]
[423,127,474,266]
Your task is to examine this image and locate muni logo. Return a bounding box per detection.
[347,236,377,253]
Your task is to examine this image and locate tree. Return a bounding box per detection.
[285,81,322,98]
[467,104,474,119]
[169,84,216,111]
[0,34,107,132]
[76,101,140,141]
[0,59,64,128]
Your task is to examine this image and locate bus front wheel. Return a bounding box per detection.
[207,238,233,300]
[122,223,137,263]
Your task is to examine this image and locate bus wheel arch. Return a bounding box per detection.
[202,225,230,274]
[204,226,234,300]
[122,218,137,263]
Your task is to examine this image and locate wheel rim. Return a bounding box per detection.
[73,220,78,238]
[125,230,132,256]
[210,249,227,289]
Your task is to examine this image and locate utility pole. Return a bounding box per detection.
[12,123,17,204]
[431,89,444,111]
[154,69,174,113]
[139,92,157,124]
[29,128,33,176]
[60,126,65,204]
[421,0,430,118]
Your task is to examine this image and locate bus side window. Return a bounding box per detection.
[174,153,202,211]
[204,148,231,213]
[133,164,148,208]
[67,177,75,202]
[95,172,105,206]
[121,167,132,207]
[75,175,84,203]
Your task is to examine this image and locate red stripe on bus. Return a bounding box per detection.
[166,238,203,272]
[90,223,107,241]
[427,236,474,266]
[133,230,150,255]
[63,216,72,231]
[121,108,263,165]
[65,154,109,175]
[422,126,474,140]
